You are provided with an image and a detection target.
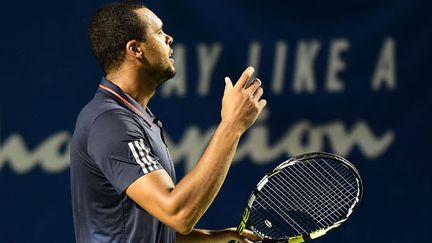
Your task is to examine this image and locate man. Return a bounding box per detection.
[70,1,266,242]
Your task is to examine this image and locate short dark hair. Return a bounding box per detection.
[89,1,148,72]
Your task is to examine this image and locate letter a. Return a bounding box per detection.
[371,38,396,91]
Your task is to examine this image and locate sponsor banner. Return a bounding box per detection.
[1,0,431,242]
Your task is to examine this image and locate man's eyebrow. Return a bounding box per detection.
[158,22,164,30]
[154,23,163,33]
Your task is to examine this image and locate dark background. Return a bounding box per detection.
[1,0,431,242]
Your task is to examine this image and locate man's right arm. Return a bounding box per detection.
[126,67,266,234]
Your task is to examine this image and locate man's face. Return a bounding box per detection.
[136,8,175,84]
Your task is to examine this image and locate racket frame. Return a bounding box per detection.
[235,152,363,243]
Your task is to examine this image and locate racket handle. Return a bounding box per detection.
[227,240,270,243]
[255,240,288,243]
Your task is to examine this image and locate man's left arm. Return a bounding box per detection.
[176,228,259,243]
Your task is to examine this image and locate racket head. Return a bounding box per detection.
[244,152,363,242]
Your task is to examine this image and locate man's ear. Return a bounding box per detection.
[126,40,143,59]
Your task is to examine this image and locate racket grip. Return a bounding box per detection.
[227,240,269,243]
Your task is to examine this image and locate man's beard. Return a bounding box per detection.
[157,66,176,86]
[149,64,176,86]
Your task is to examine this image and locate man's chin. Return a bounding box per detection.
[166,65,176,79]
[157,67,176,86]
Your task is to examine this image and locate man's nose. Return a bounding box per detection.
[166,34,173,45]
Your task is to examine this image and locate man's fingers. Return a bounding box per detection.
[235,66,255,89]
[253,87,264,101]
[258,99,267,110]
[224,77,233,95]
[240,229,261,241]
[235,236,253,243]
[247,78,262,95]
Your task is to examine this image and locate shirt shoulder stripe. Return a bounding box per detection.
[128,141,149,174]
[129,140,162,173]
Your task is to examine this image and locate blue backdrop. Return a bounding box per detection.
[1,0,431,242]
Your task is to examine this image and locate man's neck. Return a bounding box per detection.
[106,68,156,108]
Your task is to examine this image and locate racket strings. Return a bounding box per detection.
[278,161,355,223]
[254,175,335,236]
[250,202,288,238]
[307,159,358,222]
[255,188,310,235]
[290,161,356,221]
[263,180,325,231]
[252,200,294,238]
[250,158,360,239]
[268,181,324,234]
[296,160,357,221]
[253,183,337,238]
[271,170,335,225]
[320,159,357,191]
[281,164,350,214]
[307,159,357,198]
[274,169,341,225]
[265,169,347,230]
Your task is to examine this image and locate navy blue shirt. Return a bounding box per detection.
[70,78,176,243]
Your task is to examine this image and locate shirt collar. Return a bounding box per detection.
[98,77,155,127]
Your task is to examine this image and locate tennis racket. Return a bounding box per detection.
[230,152,363,243]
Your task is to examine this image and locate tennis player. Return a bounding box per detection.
[70,1,266,242]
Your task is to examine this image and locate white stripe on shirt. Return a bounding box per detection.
[133,140,156,172]
[128,142,149,174]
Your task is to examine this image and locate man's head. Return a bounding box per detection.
[89,1,175,83]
